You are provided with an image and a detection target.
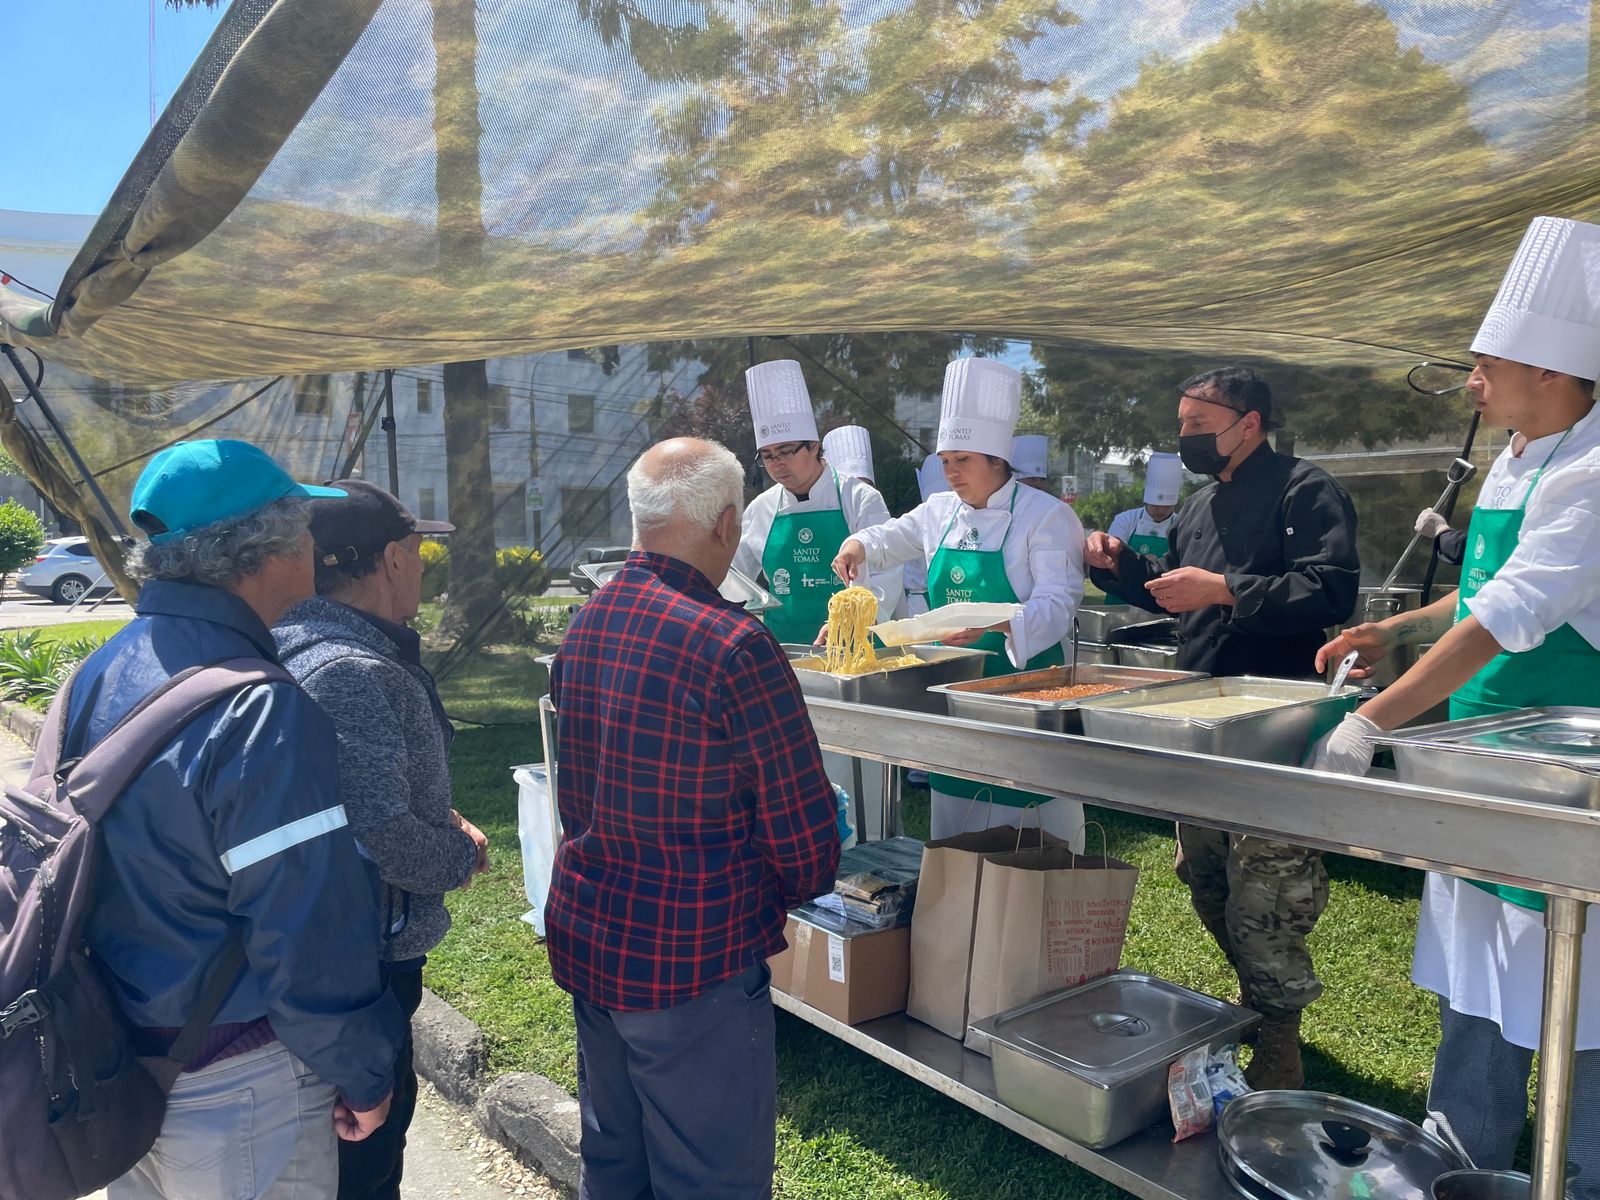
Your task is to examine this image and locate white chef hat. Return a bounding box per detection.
[936,358,1021,461]
[822,425,874,482]
[1144,452,1183,506]
[1010,435,1049,480]
[746,360,820,449]
[1472,216,1600,380]
[917,452,948,500]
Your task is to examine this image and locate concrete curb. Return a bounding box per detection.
[1,698,43,748]
[413,988,582,1196]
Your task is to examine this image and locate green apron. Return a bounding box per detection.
[926,489,1064,806]
[1450,426,1600,912]
[1103,524,1169,606]
[761,471,852,646]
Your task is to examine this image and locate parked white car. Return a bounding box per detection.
[17,537,123,604]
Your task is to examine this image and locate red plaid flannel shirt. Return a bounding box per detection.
[546,552,840,1011]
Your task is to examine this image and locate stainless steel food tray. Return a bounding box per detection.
[1072,640,1118,667]
[1108,618,1182,669]
[577,560,780,614]
[783,644,991,713]
[970,970,1256,1149]
[1375,707,1600,810]
[1076,605,1155,643]
[928,664,1205,733]
[1076,676,1361,765]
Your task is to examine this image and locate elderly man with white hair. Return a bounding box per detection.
[547,437,840,1200]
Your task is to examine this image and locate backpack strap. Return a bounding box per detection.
[55,656,296,1086]
[29,667,79,792]
[63,657,293,822]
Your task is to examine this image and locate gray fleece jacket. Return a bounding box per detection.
[275,597,476,962]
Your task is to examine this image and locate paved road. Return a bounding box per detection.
[0,728,552,1200]
[0,594,132,631]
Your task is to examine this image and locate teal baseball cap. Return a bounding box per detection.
[130,440,346,543]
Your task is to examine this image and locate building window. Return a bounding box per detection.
[561,486,611,544]
[489,384,512,429]
[294,376,330,415]
[493,484,528,543]
[416,378,433,413]
[567,348,590,363]
[568,393,596,434]
[417,488,437,521]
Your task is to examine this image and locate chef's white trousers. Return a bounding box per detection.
[929,788,1085,851]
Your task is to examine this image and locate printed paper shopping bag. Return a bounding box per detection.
[906,824,1064,1038]
[964,830,1138,1050]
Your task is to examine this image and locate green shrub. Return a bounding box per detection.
[0,628,111,707]
[0,500,45,587]
[417,541,552,601]
[495,546,551,598]
[419,538,451,602]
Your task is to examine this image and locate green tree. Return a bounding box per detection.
[0,500,45,591]
[431,0,506,638]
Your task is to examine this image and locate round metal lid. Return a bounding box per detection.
[1219,1091,1468,1200]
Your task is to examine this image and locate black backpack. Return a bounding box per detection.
[0,657,290,1200]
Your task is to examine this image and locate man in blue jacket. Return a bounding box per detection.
[67,440,405,1200]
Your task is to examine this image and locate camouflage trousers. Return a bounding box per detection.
[1174,823,1329,1017]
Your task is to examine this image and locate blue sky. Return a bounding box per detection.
[2,1,223,216]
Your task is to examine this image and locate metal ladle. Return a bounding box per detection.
[1378,457,1478,594]
[1328,650,1361,696]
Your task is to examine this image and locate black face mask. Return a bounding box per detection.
[1178,414,1246,476]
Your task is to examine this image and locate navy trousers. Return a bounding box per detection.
[574,963,776,1200]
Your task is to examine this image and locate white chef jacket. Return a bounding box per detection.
[1106,506,1174,544]
[1463,402,1600,655]
[849,479,1084,668]
[736,471,902,618]
[1411,402,1600,1048]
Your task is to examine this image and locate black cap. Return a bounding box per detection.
[309,478,454,569]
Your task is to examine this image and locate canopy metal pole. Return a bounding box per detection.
[1,344,129,536]
[1531,896,1585,1200]
[381,369,399,493]
[336,376,390,480]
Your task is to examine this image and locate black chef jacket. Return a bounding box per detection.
[1089,443,1360,677]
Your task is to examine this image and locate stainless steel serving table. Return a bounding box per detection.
[798,698,1599,1200]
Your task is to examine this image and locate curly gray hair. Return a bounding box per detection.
[126,497,311,588]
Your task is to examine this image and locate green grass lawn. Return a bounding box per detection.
[14,619,130,645]
[427,657,1447,1198]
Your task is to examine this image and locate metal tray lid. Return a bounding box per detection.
[1108,618,1180,648]
[577,561,779,614]
[972,970,1252,1085]
[1218,1090,1468,1200]
[1376,707,1600,770]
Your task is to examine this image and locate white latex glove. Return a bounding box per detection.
[1414,508,1451,539]
[1308,713,1382,776]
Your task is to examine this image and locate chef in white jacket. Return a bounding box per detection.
[903,452,949,617]
[734,362,901,643]
[822,425,875,485]
[1312,216,1600,1179]
[1102,453,1183,604]
[834,358,1086,844]
[1011,435,1052,493]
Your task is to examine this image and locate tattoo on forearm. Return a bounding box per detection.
[1393,617,1434,643]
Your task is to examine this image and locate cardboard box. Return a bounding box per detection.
[768,914,909,1025]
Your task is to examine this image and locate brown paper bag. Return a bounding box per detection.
[906,824,1064,1038]
[964,827,1139,1050]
